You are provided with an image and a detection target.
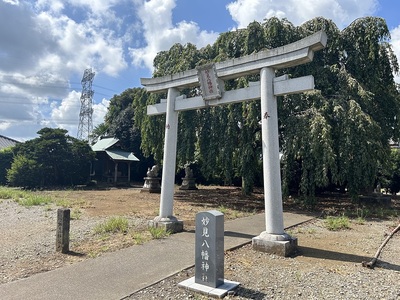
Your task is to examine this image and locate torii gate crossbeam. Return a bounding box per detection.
[141,31,327,256]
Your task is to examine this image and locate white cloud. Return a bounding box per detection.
[35,0,122,17]
[2,0,19,5]
[0,0,128,140]
[226,0,378,29]
[36,10,127,76]
[0,0,128,77]
[129,0,219,70]
[49,92,109,137]
[226,0,399,83]
[35,0,64,14]
[51,91,80,128]
[93,98,110,126]
[391,26,400,83]
[68,0,122,16]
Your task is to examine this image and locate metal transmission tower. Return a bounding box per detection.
[77,68,95,142]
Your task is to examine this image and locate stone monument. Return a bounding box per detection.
[179,165,198,190]
[179,210,239,298]
[141,165,161,193]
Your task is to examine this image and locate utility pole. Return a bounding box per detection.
[77,68,95,142]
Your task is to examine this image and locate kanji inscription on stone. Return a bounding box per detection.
[195,210,224,288]
[197,64,223,101]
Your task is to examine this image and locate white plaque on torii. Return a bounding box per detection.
[196,63,224,101]
[141,31,327,256]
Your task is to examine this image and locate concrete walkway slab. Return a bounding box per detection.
[0,212,316,300]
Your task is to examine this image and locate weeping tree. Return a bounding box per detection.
[109,16,400,200]
[280,17,398,204]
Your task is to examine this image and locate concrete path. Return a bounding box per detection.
[0,212,316,300]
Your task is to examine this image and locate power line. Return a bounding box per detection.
[0,80,114,98]
[0,119,80,124]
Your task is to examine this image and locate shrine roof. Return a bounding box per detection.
[91,137,119,151]
[105,150,139,162]
[91,137,140,162]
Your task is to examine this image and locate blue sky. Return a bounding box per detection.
[1,0,399,141]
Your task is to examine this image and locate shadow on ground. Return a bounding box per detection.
[298,246,400,271]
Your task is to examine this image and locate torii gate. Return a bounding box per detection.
[141,31,327,256]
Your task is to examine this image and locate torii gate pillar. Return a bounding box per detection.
[148,87,184,233]
[251,67,296,255]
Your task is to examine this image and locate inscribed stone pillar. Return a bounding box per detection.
[56,208,70,253]
[195,210,224,288]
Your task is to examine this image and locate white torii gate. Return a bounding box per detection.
[141,31,327,256]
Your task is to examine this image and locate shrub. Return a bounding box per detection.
[0,147,14,185]
[7,155,42,188]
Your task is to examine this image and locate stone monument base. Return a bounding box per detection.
[252,232,297,257]
[179,277,240,299]
[141,177,161,193]
[179,177,198,190]
[148,216,183,233]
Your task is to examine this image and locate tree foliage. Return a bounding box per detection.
[103,88,156,179]
[106,17,400,199]
[0,147,14,185]
[7,128,95,187]
[381,149,400,194]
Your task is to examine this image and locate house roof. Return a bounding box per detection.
[91,137,139,162]
[0,135,19,150]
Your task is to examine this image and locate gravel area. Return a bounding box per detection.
[0,200,146,284]
[1,193,400,299]
[128,219,400,300]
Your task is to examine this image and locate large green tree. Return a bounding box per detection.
[104,88,156,179]
[7,128,95,187]
[108,17,400,200]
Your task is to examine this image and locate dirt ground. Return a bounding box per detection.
[1,185,399,286]
[39,185,266,228]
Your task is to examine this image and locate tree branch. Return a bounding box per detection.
[362,222,400,269]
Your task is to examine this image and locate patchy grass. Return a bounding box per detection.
[0,187,92,215]
[131,232,150,245]
[324,215,351,231]
[148,226,171,239]
[17,194,53,207]
[71,208,82,220]
[93,217,129,234]
[0,186,52,207]
[0,187,30,202]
